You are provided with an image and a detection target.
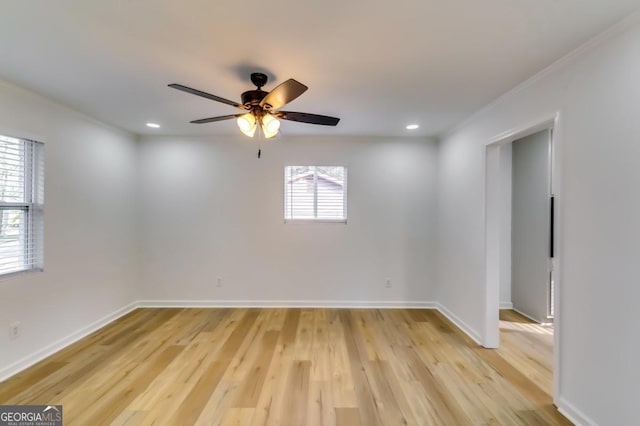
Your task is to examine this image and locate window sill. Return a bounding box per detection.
[0,268,44,282]
[284,219,347,224]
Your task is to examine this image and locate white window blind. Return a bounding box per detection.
[284,166,347,222]
[0,135,44,277]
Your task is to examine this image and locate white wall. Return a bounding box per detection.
[436,16,640,425]
[0,79,139,376]
[138,134,438,304]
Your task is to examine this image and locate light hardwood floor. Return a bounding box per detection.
[0,308,569,425]
[498,310,555,397]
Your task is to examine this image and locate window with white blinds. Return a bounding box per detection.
[0,135,44,277]
[284,166,347,222]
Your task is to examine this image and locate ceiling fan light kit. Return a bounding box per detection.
[236,110,281,139]
[168,72,340,147]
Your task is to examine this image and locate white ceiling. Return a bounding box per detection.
[0,1,638,137]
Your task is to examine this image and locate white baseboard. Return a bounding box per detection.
[499,302,514,309]
[511,307,554,325]
[0,302,138,383]
[137,300,438,309]
[435,303,483,346]
[557,396,596,426]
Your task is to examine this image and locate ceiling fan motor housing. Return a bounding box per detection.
[241,89,268,108]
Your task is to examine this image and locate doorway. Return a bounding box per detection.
[484,114,561,404]
[500,128,555,398]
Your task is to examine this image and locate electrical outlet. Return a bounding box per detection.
[216,277,223,287]
[9,321,20,340]
[385,278,392,288]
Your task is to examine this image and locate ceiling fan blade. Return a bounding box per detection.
[190,114,243,124]
[276,111,340,126]
[260,79,308,110]
[168,84,244,109]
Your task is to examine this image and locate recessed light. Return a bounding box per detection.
[406,124,419,130]
[146,123,160,128]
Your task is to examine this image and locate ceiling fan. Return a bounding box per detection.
[168,73,340,139]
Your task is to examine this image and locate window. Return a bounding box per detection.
[284,166,347,222]
[0,135,44,277]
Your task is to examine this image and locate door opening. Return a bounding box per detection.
[484,114,562,405]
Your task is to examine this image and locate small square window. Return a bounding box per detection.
[284,166,347,222]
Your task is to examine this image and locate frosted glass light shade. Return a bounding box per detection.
[237,113,257,137]
[261,114,280,138]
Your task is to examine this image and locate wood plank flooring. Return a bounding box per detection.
[498,310,554,396]
[0,308,570,425]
